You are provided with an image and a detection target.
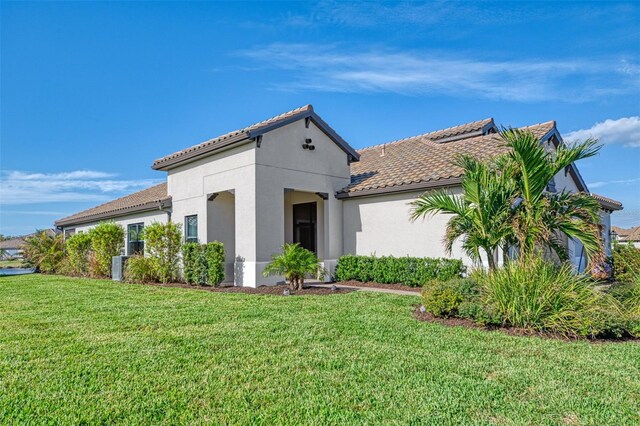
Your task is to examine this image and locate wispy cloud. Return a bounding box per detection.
[0,210,69,216]
[565,117,640,148]
[0,170,161,205]
[237,44,637,102]
[588,177,640,189]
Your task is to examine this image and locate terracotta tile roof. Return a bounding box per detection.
[153,105,315,170]
[339,120,556,196]
[613,226,640,241]
[55,183,170,227]
[0,230,57,250]
[627,227,640,242]
[589,193,623,211]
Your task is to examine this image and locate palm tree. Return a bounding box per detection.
[22,230,65,273]
[410,155,516,271]
[501,129,604,266]
[262,243,325,290]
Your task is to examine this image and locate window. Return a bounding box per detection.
[185,215,198,243]
[127,223,144,255]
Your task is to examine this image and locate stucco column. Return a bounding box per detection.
[323,194,343,281]
[233,180,258,287]
[253,180,285,286]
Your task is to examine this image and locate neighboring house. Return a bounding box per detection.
[54,105,623,286]
[611,226,640,249]
[0,230,57,259]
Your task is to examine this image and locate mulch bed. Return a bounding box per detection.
[336,280,422,292]
[134,281,353,296]
[413,306,639,343]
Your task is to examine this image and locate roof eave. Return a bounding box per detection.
[336,177,462,199]
[55,198,172,228]
[152,133,252,171]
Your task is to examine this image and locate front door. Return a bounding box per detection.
[293,202,317,253]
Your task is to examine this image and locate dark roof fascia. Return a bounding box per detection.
[55,199,172,228]
[307,112,360,162]
[540,127,589,193]
[152,133,251,171]
[153,110,360,171]
[247,110,360,161]
[336,177,462,199]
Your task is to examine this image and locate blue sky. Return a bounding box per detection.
[1,1,639,236]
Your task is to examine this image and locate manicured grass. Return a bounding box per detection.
[1,275,639,425]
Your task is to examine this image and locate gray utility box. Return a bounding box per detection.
[112,256,129,281]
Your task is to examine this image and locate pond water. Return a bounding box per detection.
[0,268,36,276]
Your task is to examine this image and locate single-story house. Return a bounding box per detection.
[611,226,640,249]
[0,230,58,259]
[55,105,623,286]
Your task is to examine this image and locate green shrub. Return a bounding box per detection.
[421,278,478,317]
[144,221,182,284]
[608,274,640,337]
[124,255,157,283]
[22,231,65,273]
[89,222,125,277]
[478,259,628,338]
[335,255,465,286]
[205,242,225,286]
[65,233,93,276]
[182,242,207,285]
[612,243,640,283]
[458,301,502,326]
[181,241,225,286]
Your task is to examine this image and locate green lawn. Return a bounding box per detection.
[1,275,638,425]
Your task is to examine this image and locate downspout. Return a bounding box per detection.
[158,201,172,221]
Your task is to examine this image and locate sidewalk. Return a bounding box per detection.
[311,283,420,296]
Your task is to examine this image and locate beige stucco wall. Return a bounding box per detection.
[70,210,169,256]
[342,188,476,267]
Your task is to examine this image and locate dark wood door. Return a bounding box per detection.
[293,202,317,253]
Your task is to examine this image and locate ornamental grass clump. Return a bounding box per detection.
[478,258,627,338]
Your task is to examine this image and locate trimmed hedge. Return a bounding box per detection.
[182,241,225,286]
[335,255,465,287]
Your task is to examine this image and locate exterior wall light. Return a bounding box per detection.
[302,138,315,150]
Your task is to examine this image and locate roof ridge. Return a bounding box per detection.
[519,120,556,130]
[56,182,167,223]
[357,118,494,153]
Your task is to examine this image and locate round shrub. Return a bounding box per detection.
[421,278,478,317]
